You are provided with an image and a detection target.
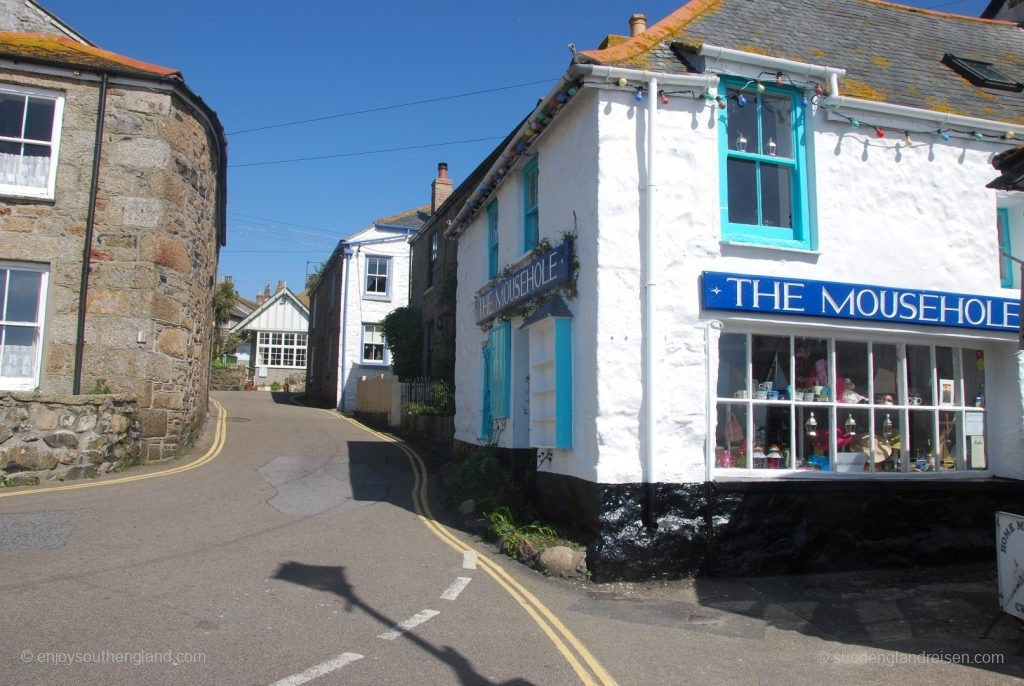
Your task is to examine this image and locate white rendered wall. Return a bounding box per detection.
[455,82,1024,485]
[336,238,410,411]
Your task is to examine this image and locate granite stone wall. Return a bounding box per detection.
[0,68,221,460]
[0,392,140,485]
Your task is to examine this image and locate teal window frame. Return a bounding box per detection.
[717,79,813,250]
[487,200,499,279]
[480,321,511,440]
[998,207,1012,288]
[523,156,539,253]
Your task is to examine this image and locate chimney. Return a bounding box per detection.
[431,162,453,214]
[276,279,285,293]
[629,13,647,36]
[256,283,271,305]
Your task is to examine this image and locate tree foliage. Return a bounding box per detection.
[380,306,423,380]
[212,278,242,359]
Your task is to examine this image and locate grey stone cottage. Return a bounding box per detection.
[0,0,226,482]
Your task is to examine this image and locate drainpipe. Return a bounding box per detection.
[72,72,108,395]
[643,75,658,526]
[338,245,353,411]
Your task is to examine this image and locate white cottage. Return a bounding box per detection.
[232,283,309,390]
[306,214,423,411]
[448,0,1024,580]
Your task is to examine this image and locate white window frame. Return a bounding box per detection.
[0,83,65,200]
[256,330,307,368]
[364,255,391,300]
[361,323,387,365]
[0,261,49,390]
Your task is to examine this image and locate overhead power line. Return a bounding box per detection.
[227,78,558,136]
[229,135,506,168]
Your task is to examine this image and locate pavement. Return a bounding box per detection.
[0,390,1021,685]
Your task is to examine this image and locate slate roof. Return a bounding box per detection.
[0,32,180,79]
[577,0,1024,125]
[374,205,431,230]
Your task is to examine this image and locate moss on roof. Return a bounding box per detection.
[0,32,179,79]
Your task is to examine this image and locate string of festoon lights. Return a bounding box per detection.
[455,69,1019,232]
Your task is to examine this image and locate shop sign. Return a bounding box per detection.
[475,240,572,325]
[702,271,1020,332]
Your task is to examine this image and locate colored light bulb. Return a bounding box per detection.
[875,127,885,138]
[756,82,766,93]
[617,77,628,87]
[850,119,860,128]
[737,94,748,107]
[635,88,644,103]
[939,131,950,141]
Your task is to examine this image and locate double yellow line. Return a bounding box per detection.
[0,399,228,499]
[331,413,616,686]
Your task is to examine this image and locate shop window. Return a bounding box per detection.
[0,262,48,390]
[713,333,987,474]
[481,321,510,440]
[0,85,64,200]
[718,79,812,250]
[523,157,539,253]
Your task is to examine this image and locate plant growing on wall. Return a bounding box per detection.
[380,306,423,380]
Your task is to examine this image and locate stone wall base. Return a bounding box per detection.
[0,392,140,486]
[534,472,1024,582]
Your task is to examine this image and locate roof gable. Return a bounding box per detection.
[231,287,309,333]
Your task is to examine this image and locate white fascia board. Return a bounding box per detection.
[823,96,1024,137]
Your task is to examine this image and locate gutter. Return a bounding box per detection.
[71,72,108,395]
[698,43,846,85]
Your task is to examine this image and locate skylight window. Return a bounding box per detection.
[943,54,1023,92]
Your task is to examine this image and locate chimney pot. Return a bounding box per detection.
[431,162,453,214]
[438,162,448,179]
[629,13,647,36]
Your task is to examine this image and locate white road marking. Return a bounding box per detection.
[270,652,364,686]
[441,577,472,601]
[462,550,477,569]
[377,609,440,640]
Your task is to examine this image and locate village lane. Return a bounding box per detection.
[0,391,608,685]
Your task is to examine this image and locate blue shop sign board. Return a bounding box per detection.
[476,240,572,325]
[702,271,1020,333]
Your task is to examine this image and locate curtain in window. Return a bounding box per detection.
[0,326,38,378]
[0,152,49,189]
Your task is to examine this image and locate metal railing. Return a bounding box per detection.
[399,377,455,416]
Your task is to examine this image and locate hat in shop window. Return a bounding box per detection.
[840,377,867,404]
[851,434,893,464]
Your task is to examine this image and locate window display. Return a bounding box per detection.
[714,332,987,474]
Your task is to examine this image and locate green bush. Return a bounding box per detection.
[442,445,518,515]
[270,381,282,391]
[402,401,438,416]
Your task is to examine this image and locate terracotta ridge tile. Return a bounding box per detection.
[0,31,180,77]
[579,0,723,65]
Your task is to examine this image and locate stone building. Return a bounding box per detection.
[449,1,1024,580]
[0,1,226,479]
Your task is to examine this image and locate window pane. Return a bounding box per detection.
[6,270,41,322]
[751,334,790,396]
[0,94,25,138]
[795,337,829,395]
[296,348,306,367]
[726,158,758,225]
[760,164,792,228]
[936,346,956,405]
[838,408,870,471]
[872,343,898,404]
[270,348,282,365]
[717,333,748,397]
[963,349,985,407]
[0,324,37,378]
[726,89,757,152]
[873,408,902,471]
[0,269,6,319]
[283,348,294,366]
[526,169,538,209]
[716,403,748,468]
[259,332,268,343]
[906,345,932,406]
[271,333,282,345]
[938,410,959,471]
[297,333,307,345]
[760,94,793,158]
[753,404,791,469]
[283,333,295,346]
[835,341,868,403]
[801,407,832,470]
[24,98,54,141]
[0,140,19,156]
[909,409,935,470]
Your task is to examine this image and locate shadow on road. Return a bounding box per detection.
[273,561,535,685]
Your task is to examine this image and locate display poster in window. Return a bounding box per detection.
[996,512,1024,621]
[970,436,986,469]
[965,413,985,436]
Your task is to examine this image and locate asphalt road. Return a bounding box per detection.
[1,391,1023,685]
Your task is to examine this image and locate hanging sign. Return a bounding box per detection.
[702,271,1019,333]
[475,240,572,325]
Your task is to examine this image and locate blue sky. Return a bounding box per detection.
[42,0,993,301]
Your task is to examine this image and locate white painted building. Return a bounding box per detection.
[306,218,422,411]
[231,284,309,389]
[447,0,1024,580]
